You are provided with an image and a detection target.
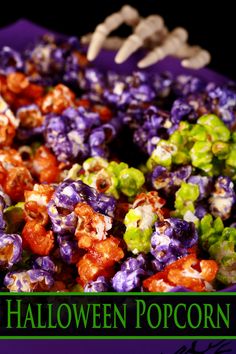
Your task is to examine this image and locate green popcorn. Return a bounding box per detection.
[108,161,128,177]
[79,157,144,199]
[124,205,157,254]
[66,163,82,180]
[221,227,236,243]
[198,214,224,251]
[83,156,108,173]
[212,141,230,160]
[4,202,25,233]
[209,240,236,285]
[169,130,187,146]
[174,182,199,217]
[83,169,119,199]
[190,141,213,174]
[226,143,236,169]
[197,114,230,142]
[172,148,191,165]
[119,167,145,197]
[124,227,152,254]
[147,140,177,170]
[189,124,208,142]
[232,132,236,143]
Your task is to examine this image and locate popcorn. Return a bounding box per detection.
[1,33,236,293]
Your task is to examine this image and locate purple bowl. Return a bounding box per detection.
[0,19,236,293]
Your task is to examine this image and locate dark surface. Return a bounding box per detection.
[0,0,235,80]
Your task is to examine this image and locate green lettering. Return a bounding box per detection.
[6,299,22,328]
[47,303,57,328]
[72,304,90,328]
[57,304,72,329]
[147,304,162,329]
[92,304,101,328]
[163,304,173,329]
[114,304,126,329]
[23,304,36,329]
[135,300,146,329]
[36,304,47,328]
[187,304,202,329]
[173,303,186,329]
[203,304,217,329]
[217,304,230,329]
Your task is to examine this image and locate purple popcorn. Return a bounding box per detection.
[81,67,105,92]
[24,34,84,86]
[33,256,57,273]
[4,269,54,292]
[133,106,170,154]
[84,276,110,292]
[0,188,11,231]
[152,72,173,98]
[48,179,116,234]
[151,165,192,195]
[209,176,236,220]
[0,233,22,268]
[58,235,80,264]
[104,71,155,108]
[0,46,24,74]
[150,218,198,269]
[112,254,147,292]
[206,84,236,128]
[44,110,88,162]
[195,202,209,219]
[173,75,205,97]
[188,175,213,200]
[44,106,119,162]
[170,98,198,124]
[63,54,80,85]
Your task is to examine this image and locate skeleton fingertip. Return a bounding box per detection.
[87,48,97,61]
[114,54,124,64]
[137,59,148,68]
[181,59,190,68]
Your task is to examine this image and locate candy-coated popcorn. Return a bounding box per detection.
[32,146,60,183]
[0,47,24,74]
[174,182,199,217]
[0,233,22,268]
[22,220,54,256]
[33,256,57,274]
[16,104,43,128]
[3,202,24,233]
[84,276,110,292]
[209,176,236,220]
[143,255,218,292]
[112,254,147,292]
[75,202,112,249]
[124,191,165,254]
[77,236,124,285]
[0,95,19,147]
[1,33,236,293]
[41,84,75,114]
[4,269,54,292]
[79,157,145,199]
[209,241,236,285]
[58,235,81,264]
[150,218,198,269]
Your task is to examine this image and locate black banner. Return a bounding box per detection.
[0,294,236,338]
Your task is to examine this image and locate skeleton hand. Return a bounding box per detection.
[82,5,211,69]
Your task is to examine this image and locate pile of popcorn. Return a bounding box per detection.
[1,34,236,293]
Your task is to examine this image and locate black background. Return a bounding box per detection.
[0,1,235,79]
[1,294,235,337]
